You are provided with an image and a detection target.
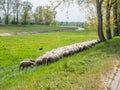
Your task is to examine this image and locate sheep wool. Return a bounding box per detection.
[35,40,99,66]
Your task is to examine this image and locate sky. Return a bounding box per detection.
[23,0,86,22]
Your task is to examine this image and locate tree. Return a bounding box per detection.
[113,0,119,36]
[43,6,56,25]
[57,0,106,41]
[118,1,120,34]
[11,0,22,24]
[0,0,3,14]
[85,5,98,30]
[34,6,56,25]
[0,0,13,24]
[96,0,106,41]
[34,6,43,24]
[80,0,106,41]
[21,1,33,24]
[105,0,115,39]
[11,2,16,24]
[50,0,64,25]
[0,14,1,26]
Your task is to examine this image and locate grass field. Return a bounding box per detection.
[0,25,76,33]
[0,29,120,90]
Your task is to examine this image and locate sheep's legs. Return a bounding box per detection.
[22,67,24,70]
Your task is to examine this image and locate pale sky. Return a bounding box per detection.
[23,0,86,22]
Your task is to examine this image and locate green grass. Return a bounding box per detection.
[0,25,76,33]
[0,30,120,90]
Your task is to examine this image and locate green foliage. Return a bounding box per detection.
[20,1,33,24]
[34,6,56,25]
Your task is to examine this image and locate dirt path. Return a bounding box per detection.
[109,68,120,90]
[0,33,12,36]
[0,29,78,36]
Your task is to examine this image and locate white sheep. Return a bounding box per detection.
[35,56,43,66]
[35,40,99,66]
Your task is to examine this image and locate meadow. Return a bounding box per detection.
[0,29,120,90]
[0,25,76,33]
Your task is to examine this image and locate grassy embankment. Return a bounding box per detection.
[0,25,76,33]
[0,29,120,90]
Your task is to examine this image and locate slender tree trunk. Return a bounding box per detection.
[24,14,27,24]
[13,10,16,24]
[96,0,106,42]
[5,14,9,24]
[53,12,57,26]
[118,14,120,35]
[106,3,112,39]
[6,0,9,24]
[13,13,16,23]
[16,8,19,24]
[39,15,41,24]
[113,0,119,36]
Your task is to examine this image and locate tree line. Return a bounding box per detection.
[58,0,120,42]
[82,0,120,41]
[56,22,85,28]
[0,0,56,25]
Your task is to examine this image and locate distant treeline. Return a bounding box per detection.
[0,0,86,28]
[0,0,56,25]
[56,22,86,28]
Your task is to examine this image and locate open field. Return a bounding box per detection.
[0,30,120,90]
[0,25,76,33]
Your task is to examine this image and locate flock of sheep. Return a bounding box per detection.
[19,40,99,70]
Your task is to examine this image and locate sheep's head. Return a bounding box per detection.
[30,61,35,66]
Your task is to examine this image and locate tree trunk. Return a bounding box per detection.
[13,11,16,24]
[113,0,119,36]
[5,14,9,24]
[24,14,27,24]
[118,14,120,35]
[16,9,19,24]
[96,0,106,42]
[106,3,112,39]
[6,0,9,24]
